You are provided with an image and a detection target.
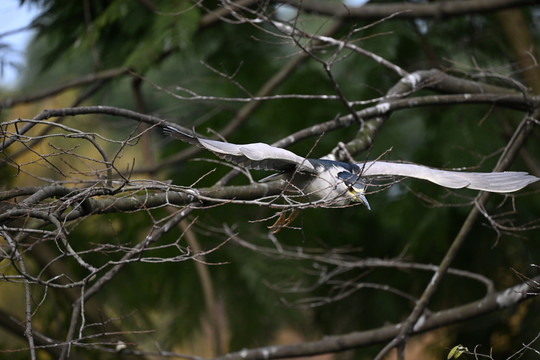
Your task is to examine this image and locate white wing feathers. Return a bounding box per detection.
[198,138,316,172]
[361,161,539,193]
[164,126,315,172]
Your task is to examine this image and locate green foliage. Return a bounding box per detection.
[24,0,200,72]
[448,345,469,359]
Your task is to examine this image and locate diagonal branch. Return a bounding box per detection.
[373,109,538,360]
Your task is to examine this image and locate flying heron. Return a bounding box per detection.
[164,126,538,231]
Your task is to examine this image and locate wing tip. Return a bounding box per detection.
[466,172,539,193]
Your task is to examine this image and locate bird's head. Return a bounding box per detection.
[337,171,371,210]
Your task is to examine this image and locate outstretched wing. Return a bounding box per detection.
[360,161,539,193]
[164,126,316,172]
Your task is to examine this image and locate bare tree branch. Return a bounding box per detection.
[0,68,128,108]
[209,274,539,360]
[281,0,538,20]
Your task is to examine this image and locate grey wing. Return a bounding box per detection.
[360,161,539,193]
[164,125,315,172]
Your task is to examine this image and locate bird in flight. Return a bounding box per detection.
[164,126,538,230]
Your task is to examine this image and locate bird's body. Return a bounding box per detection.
[282,160,354,206]
[288,159,367,206]
[164,126,539,209]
